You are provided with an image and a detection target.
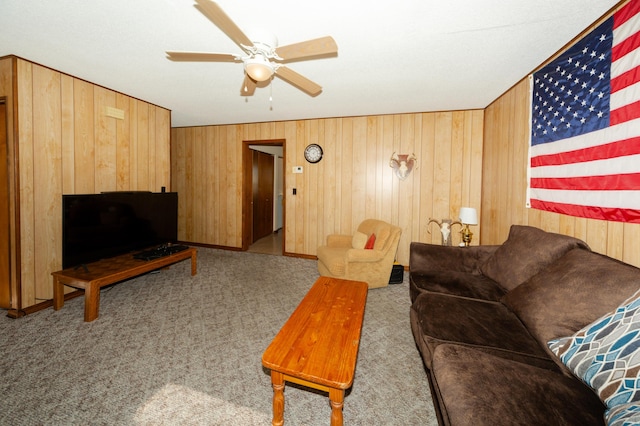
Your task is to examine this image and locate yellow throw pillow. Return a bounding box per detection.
[352,231,368,249]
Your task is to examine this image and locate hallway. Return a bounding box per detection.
[248,230,282,255]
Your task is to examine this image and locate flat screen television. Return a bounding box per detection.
[62,191,178,269]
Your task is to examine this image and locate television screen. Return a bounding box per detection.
[62,192,178,269]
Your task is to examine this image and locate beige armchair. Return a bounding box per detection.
[317,219,402,289]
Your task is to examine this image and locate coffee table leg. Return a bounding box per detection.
[271,371,285,426]
[84,282,100,322]
[53,276,64,311]
[191,252,197,276]
[329,388,344,426]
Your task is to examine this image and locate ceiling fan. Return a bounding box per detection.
[166,0,338,97]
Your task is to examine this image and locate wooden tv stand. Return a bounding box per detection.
[52,247,197,322]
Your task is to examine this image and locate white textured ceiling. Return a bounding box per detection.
[0,0,619,127]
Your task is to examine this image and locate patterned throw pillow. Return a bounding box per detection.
[547,289,640,410]
[605,402,640,426]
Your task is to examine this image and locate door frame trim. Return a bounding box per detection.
[241,139,285,252]
[0,99,10,309]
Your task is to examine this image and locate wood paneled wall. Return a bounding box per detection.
[1,56,171,309]
[0,57,17,309]
[172,110,484,266]
[482,77,640,268]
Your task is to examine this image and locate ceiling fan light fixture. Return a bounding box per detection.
[165,2,335,97]
[245,55,274,82]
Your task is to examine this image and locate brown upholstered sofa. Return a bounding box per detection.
[409,225,640,426]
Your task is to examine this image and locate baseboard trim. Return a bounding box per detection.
[180,240,318,261]
[6,289,84,319]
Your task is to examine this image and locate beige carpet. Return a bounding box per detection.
[0,248,437,425]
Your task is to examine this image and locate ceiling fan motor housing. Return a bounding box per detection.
[248,31,278,52]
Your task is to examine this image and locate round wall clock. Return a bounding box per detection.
[304,144,323,163]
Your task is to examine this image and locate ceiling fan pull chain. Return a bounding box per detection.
[269,81,274,111]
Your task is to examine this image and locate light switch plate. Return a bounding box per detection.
[292,166,303,173]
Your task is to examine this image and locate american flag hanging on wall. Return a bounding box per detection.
[528,0,640,223]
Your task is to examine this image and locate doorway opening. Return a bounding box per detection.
[242,139,284,255]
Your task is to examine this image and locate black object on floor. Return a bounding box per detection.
[389,263,404,284]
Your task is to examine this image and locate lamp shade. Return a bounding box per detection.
[459,207,478,225]
[245,55,274,82]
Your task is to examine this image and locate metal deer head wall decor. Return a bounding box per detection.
[389,152,417,180]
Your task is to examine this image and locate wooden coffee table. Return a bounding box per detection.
[52,247,197,322]
[262,276,368,426]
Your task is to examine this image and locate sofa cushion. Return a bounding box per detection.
[409,243,499,276]
[409,271,506,302]
[479,225,589,291]
[373,227,389,250]
[502,248,640,373]
[548,289,640,410]
[410,292,550,369]
[357,219,390,250]
[431,344,606,426]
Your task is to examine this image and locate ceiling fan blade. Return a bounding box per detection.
[194,0,253,49]
[166,51,240,62]
[275,66,322,97]
[240,74,257,96]
[275,36,338,62]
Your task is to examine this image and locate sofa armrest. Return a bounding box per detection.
[326,234,354,248]
[346,248,385,263]
[409,242,499,275]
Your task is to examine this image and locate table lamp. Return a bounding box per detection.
[459,207,478,247]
